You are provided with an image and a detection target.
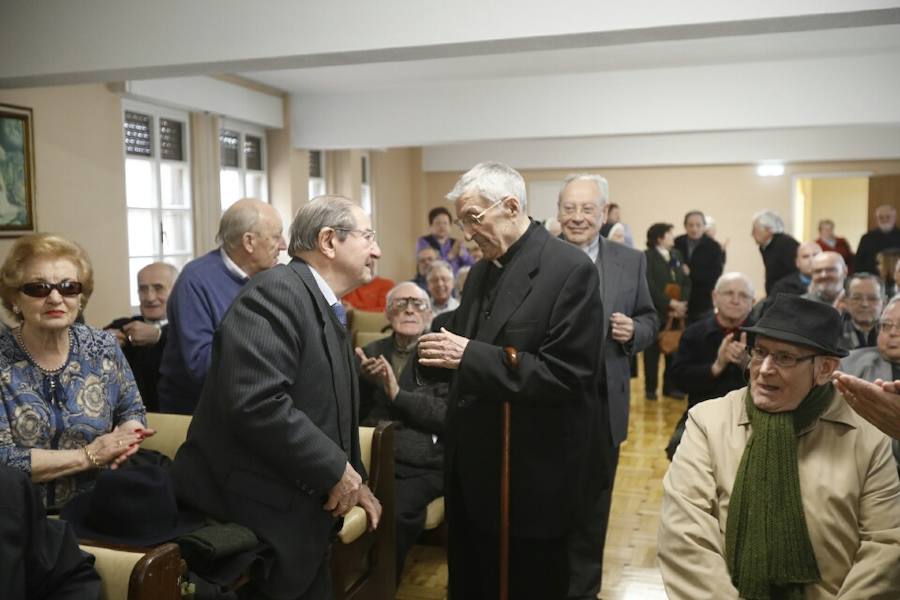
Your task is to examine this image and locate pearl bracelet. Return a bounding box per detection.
[83,445,102,469]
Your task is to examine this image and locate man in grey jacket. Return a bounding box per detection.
[557,174,659,600]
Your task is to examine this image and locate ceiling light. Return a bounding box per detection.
[756,163,785,177]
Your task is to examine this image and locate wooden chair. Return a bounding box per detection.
[350,309,390,347]
[79,542,185,600]
[331,422,396,600]
[419,496,447,547]
[356,330,389,349]
[141,412,192,459]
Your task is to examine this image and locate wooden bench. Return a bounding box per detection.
[79,542,184,600]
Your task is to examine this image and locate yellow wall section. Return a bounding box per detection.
[802,177,869,253]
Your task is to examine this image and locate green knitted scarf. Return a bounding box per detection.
[724,383,833,600]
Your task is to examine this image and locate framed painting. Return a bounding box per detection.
[0,104,36,234]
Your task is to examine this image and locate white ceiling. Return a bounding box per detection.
[242,24,900,95]
[4,1,900,163]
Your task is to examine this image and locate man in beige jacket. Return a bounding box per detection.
[658,294,900,599]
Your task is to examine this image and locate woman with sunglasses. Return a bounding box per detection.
[0,234,151,511]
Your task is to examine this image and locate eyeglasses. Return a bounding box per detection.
[749,346,819,368]
[454,198,505,232]
[20,281,83,298]
[389,297,430,312]
[879,320,900,334]
[559,203,599,217]
[334,228,377,244]
[848,294,882,304]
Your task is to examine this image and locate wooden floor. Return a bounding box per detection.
[396,370,684,600]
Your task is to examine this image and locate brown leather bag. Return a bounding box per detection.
[658,315,684,354]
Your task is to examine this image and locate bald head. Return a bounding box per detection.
[218,198,286,276]
[137,262,178,321]
[795,241,822,277]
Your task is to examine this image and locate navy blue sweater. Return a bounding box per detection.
[158,250,246,414]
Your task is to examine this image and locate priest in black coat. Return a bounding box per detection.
[417,162,606,600]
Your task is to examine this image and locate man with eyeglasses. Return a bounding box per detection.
[839,295,900,473]
[354,281,447,579]
[417,162,605,599]
[667,272,755,459]
[838,273,885,351]
[158,198,287,414]
[171,195,382,600]
[659,294,900,599]
[556,173,658,600]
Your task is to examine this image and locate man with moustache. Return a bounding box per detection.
[158,198,287,414]
[417,162,604,599]
[839,273,884,351]
[171,196,383,600]
[105,262,178,411]
[802,251,847,305]
[556,173,658,600]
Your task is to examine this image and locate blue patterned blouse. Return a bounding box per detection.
[0,323,147,509]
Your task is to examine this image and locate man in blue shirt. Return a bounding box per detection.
[158,198,286,414]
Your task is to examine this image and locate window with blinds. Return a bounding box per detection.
[124,111,152,157]
[122,102,193,308]
[308,150,326,199]
[219,122,268,210]
[160,118,184,162]
[219,130,240,168]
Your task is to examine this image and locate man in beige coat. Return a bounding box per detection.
[658,294,900,599]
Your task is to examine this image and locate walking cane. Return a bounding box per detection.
[500,347,519,600]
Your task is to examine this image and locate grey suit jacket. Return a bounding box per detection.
[840,346,893,383]
[595,237,659,446]
[171,259,363,598]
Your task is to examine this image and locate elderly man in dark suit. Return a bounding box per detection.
[751,209,800,296]
[675,210,724,324]
[556,173,658,600]
[417,162,605,600]
[171,195,383,600]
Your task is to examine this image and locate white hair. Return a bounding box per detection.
[714,271,755,298]
[426,260,454,282]
[446,162,527,210]
[558,174,609,208]
[752,210,785,234]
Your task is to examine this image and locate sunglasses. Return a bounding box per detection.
[20,281,83,298]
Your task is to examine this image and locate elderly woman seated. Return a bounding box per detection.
[658,294,900,599]
[0,234,152,511]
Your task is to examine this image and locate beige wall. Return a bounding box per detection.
[0,84,129,326]
[370,148,422,282]
[421,161,900,299]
